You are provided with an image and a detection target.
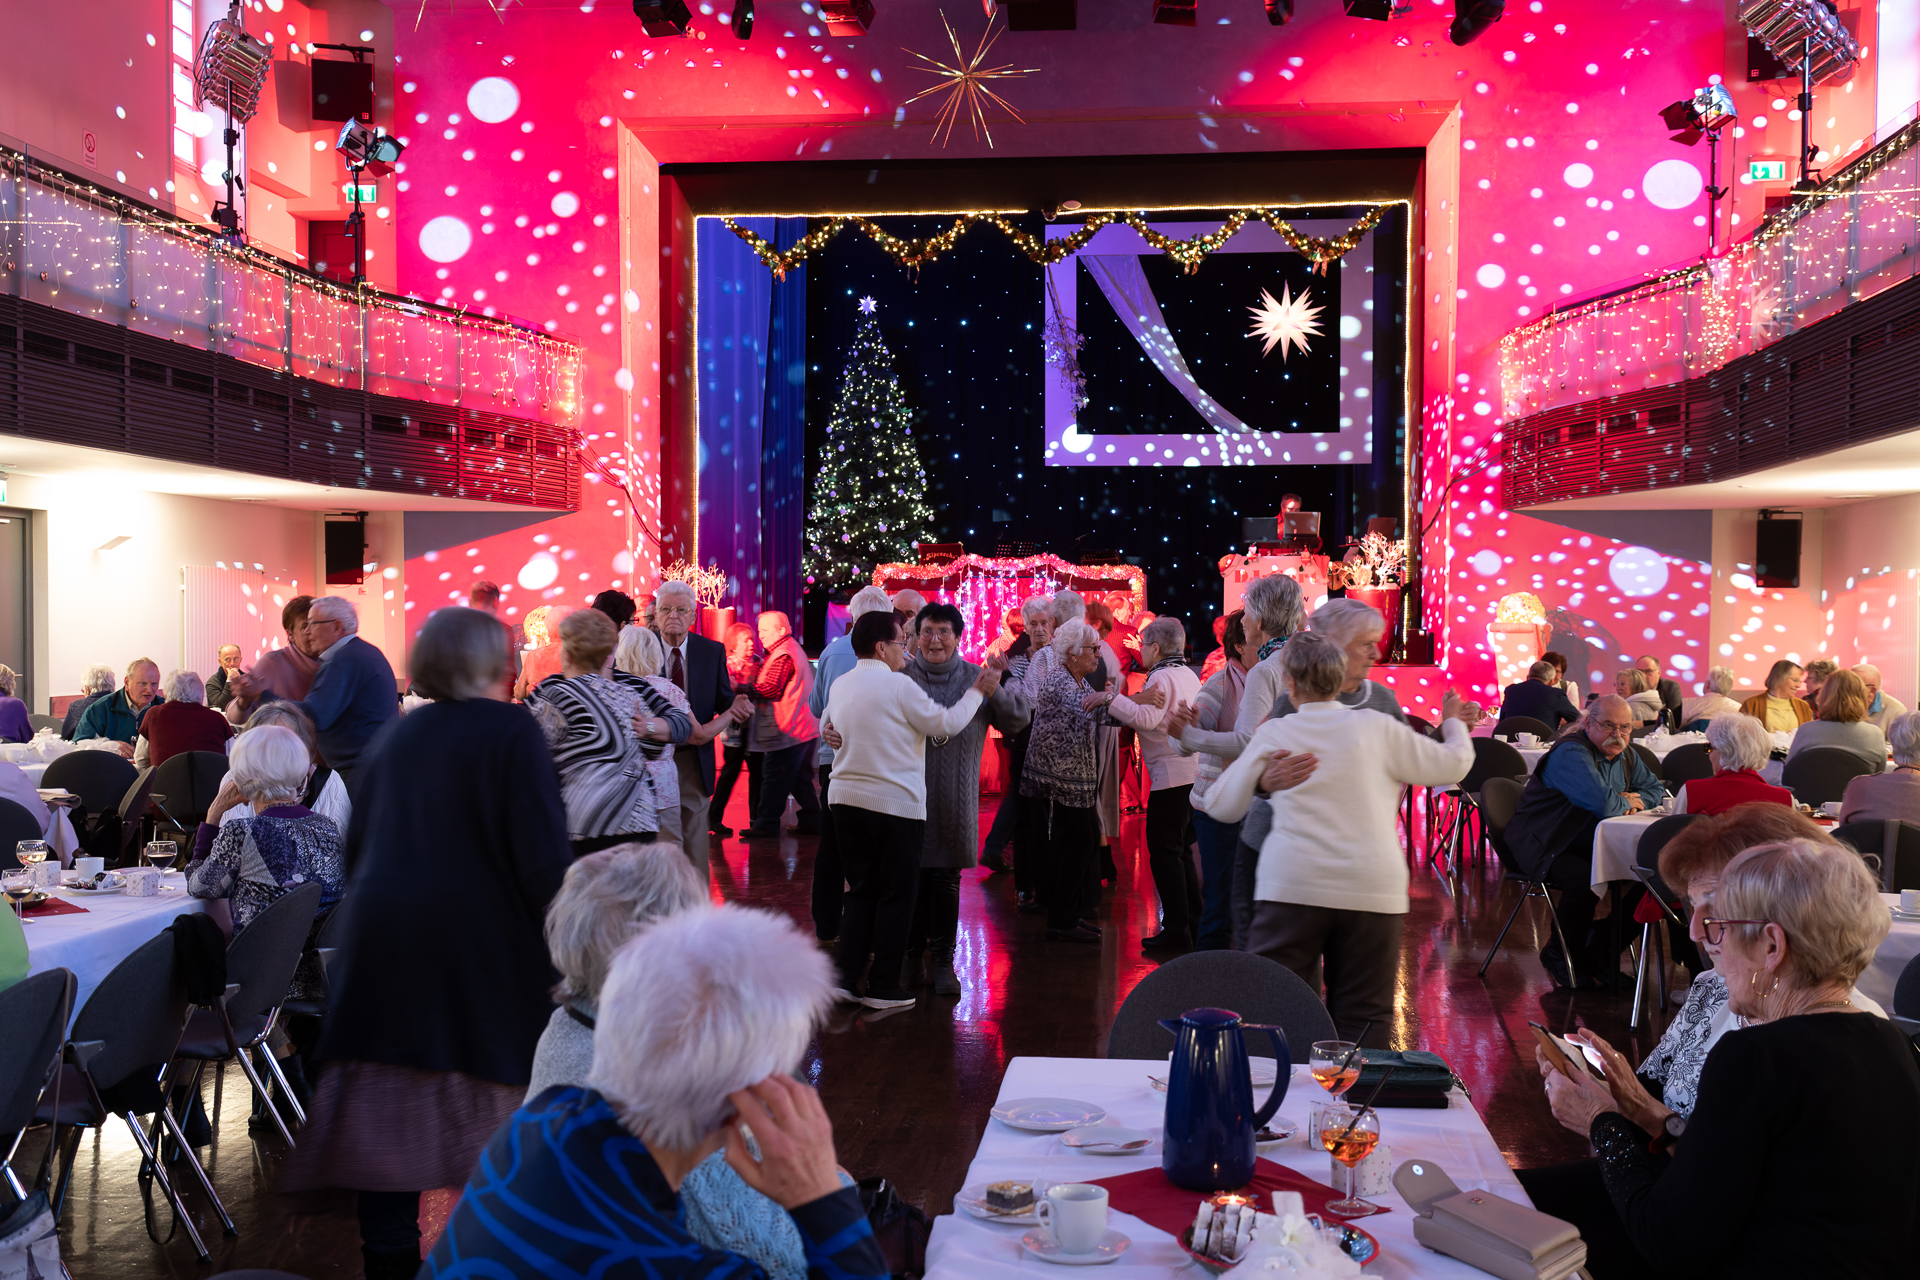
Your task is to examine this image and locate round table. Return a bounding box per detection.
[1860,895,1920,1012]
[20,880,204,1026]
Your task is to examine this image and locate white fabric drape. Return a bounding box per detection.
[1080,255,1251,435]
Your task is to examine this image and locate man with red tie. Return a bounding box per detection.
[654,580,741,869]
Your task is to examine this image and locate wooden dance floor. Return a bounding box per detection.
[47,789,1661,1278]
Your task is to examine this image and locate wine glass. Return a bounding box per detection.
[15,840,49,879]
[144,840,178,873]
[1317,1102,1382,1218]
[1310,1040,1362,1098]
[3,868,33,917]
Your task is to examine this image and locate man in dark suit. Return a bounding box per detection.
[1633,654,1683,731]
[654,581,748,874]
[1499,660,1583,732]
[232,595,396,798]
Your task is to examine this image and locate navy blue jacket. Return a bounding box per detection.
[1498,679,1583,732]
[272,635,397,774]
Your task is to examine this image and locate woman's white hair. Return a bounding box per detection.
[546,844,705,1006]
[1887,710,1920,766]
[1718,838,1889,989]
[1708,666,1737,697]
[228,724,310,804]
[1020,595,1053,626]
[1704,711,1771,773]
[1050,618,1101,659]
[1140,615,1185,655]
[1048,589,1086,629]
[80,665,116,695]
[848,585,893,619]
[615,624,666,679]
[1241,574,1304,641]
[162,669,205,705]
[589,904,833,1151]
[1305,597,1384,651]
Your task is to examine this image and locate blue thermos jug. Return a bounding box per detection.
[1159,1007,1291,1191]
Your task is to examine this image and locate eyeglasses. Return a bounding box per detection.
[1596,720,1635,734]
[657,605,695,618]
[1699,916,1770,945]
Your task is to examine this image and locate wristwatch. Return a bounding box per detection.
[1651,1111,1685,1154]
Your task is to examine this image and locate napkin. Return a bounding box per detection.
[1085,1158,1384,1236]
[21,897,88,917]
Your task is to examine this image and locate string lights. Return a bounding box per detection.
[873,553,1148,664]
[722,204,1390,280]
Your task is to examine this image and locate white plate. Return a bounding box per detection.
[1060,1125,1151,1154]
[61,881,127,897]
[1255,1116,1300,1143]
[990,1097,1107,1132]
[955,1180,1049,1225]
[1021,1229,1131,1265]
[1892,909,1920,923]
[1150,1060,1280,1093]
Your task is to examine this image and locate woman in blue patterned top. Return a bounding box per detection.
[426,903,886,1280]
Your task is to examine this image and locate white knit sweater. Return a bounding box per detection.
[1199,702,1472,915]
[822,659,983,820]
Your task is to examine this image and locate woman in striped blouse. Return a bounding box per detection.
[529,608,692,854]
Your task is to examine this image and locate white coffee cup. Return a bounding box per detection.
[1034,1183,1107,1254]
[1821,801,1842,818]
[74,856,105,880]
[1901,888,1920,914]
[1519,733,1539,748]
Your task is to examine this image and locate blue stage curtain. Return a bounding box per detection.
[759,219,808,628]
[695,217,775,617]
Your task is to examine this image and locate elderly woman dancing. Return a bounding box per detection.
[1018,618,1113,945]
[425,904,888,1280]
[982,594,1057,888]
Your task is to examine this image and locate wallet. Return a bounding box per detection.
[1354,1049,1458,1105]
[1392,1159,1587,1280]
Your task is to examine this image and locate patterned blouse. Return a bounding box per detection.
[1637,970,1732,1119]
[187,806,345,997]
[1020,657,1103,808]
[529,673,692,841]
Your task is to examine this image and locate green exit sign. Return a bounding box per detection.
[341,183,378,203]
[1749,159,1788,182]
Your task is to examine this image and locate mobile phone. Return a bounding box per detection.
[1527,1022,1599,1081]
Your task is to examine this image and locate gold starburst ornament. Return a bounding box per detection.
[1246,284,1324,363]
[904,11,1039,148]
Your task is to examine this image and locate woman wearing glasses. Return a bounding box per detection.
[1521,808,1910,1277]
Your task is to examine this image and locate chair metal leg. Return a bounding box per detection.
[1478,885,1533,977]
[235,1045,296,1148]
[1630,923,1651,1029]
[259,1046,306,1127]
[1542,882,1577,989]
[153,1100,236,1237]
[49,1125,81,1222]
[121,1111,211,1261]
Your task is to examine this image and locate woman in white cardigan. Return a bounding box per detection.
[1198,633,1473,1046]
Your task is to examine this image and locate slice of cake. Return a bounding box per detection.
[984,1181,1034,1214]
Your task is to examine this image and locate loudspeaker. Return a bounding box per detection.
[310,59,374,123]
[325,518,366,585]
[1747,34,1793,82]
[1003,0,1076,30]
[1755,515,1801,588]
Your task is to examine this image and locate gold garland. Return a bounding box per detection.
[723,205,1390,279]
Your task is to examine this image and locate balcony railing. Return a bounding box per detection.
[0,147,582,426]
[1499,109,1920,418]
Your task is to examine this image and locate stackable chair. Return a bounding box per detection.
[1106,950,1335,1063]
[1478,776,1581,988]
[39,752,137,851]
[1627,813,1701,1029]
[1780,747,1878,808]
[0,799,44,867]
[1660,743,1713,789]
[1831,818,1920,892]
[149,751,233,841]
[1432,738,1529,890]
[0,968,76,1202]
[1491,716,1555,741]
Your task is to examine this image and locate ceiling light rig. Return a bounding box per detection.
[1739,0,1861,191]
[731,0,754,39]
[1447,0,1505,46]
[633,0,693,37]
[194,2,272,245]
[1659,84,1737,253]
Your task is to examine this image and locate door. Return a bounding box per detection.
[0,512,29,710]
[308,219,356,284]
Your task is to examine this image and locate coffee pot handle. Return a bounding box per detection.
[1244,1026,1292,1128]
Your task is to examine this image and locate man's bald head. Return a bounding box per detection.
[1586,694,1635,758]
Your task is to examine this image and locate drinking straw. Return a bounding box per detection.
[1338,1065,1395,1140]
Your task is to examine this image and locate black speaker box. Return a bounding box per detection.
[1755,517,1801,589]
[325,519,366,585]
[311,59,374,123]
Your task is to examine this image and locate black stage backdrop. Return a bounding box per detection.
[801,207,1406,650]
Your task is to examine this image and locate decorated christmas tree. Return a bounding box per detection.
[804,297,937,592]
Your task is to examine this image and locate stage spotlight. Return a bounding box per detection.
[820,0,875,35]
[1658,84,1736,146]
[335,119,405,176]
[731,0,754,38]
[1447,0,1505,45]
[194,3,273,124]
[1739,0,1859,86]
[1264,0,1293,24]
[1342,0,1409,20]
[1152,0,1197,25]
[633,0,692,36]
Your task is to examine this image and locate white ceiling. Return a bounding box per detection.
[1518,426,1920,512]
[0,436,552,513]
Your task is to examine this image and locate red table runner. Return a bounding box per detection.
[1084,1157,1384,1236]
[21,897,89,917]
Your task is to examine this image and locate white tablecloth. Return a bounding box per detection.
[1860,894,1920,1012]
[1590,812,1664,889]
[925,1056,1531,1279]
[22,883,204,1025]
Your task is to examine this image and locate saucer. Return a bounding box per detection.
[1060,1125,1151,1154]
[1021,1228,1130,1265]
[955,1181,1048,1225]
[990,1098,1107,1132]
[1255,1116,1300,1143]
[1892,908,1920,923]
[1151,1059,1278,1093]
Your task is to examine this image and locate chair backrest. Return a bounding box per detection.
[1829,818,1920,892]
[0,968,76,1136]
[1779,747,1879,807]
[150,751,230,827]
[224,881,324,1022]
[1480,776,1525,838]
[1105,951,1335,1063]
[1895,954,1920,1022]
[26,713,61,734]
[0,798,44,866]
[1461,738,1529,796]
[70,931,191,1092]
[114,767,160,861]
[1634,812,1701,904]
[1629,743,1661,776]
[1492,716,1554,741]
[1660,742,1714,787]
[39,752,138,817]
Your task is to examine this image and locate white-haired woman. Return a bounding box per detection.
[1839,708,1920,825]
[0,665,28,743]
[61,664,117,739]
[218,702,352,839]
[425,905,888,1280]
[1680,666,1742,730]
[133,669,234,767]
[1615,668,1664,727]
[1671,714,1793,815]
[1201,634,1473,1045]
[1541,839,1919,1277]
[613,624,725,846]
[1018,618,1111,945]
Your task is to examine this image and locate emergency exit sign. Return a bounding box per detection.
[1749,159,1788,182]
[341,183,378,203]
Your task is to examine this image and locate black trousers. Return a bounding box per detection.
[1246,901,1400,1047]
[357,1189,420,1254]
[831,804,925,993]
[711,742,762,828]
[1145,784,1201,942]
[984,728,1030,886]
[1025,796,1100,931]
[906,867,962,961]
[752,739,820,834]
[810,764,843,940]
[1514,1160,1653,1279]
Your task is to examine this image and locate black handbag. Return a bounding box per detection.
[856,1176,930,1279]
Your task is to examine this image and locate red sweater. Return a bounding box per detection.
[1679,769,1793,816]
[141,700,234,767]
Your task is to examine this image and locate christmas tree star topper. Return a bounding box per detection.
[1246,283,1325,363]
[858,296,879,314]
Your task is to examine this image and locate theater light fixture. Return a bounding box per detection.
[1659,85,1737,252]
[1448,0,1505,45]
[1739,0,1860,190]
[1152,0,1197,25]
[334,120,405,176]
[194,3,272,124]
[730,0,754,38]
[1264,0,1294,24]
[633,0,692,36]
[820,0,875,35]
[1342,0,1409,20]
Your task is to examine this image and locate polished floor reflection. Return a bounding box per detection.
[43,789,1666,1277]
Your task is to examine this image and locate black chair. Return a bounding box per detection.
[1780,747,1880,807]
[34,933,232,1259]
[39,752,137,823]
[149,750,232,839]
[1492,716,1555,741]
[25,714,61,735]
[1629,743,1662,777]
[280,901,348,1025]
[1831,818,1920,892]
[1478,776,1581,988]
[168,882,325,1147]
[110,767,162,868]
[1660,742,1713,788]
[1436,738,1529,881]
[1628,813,1702,1028]
[1105,951,1335,1063]
[0,968,76,1202]
[1893,953,1920,1024]
[0,799,44,867]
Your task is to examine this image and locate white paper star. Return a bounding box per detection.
[1246,284,1324,362]
[858,296,879,314]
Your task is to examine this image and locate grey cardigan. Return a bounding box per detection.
[904,654,1032,869]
